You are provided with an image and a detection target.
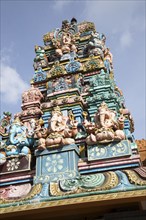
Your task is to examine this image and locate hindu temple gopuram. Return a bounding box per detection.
[0,18,146,220]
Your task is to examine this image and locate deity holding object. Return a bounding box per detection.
[83,102,125,145]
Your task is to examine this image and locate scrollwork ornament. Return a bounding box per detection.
[124,170,146,186]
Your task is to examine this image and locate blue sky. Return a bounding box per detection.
[0,0,145,139]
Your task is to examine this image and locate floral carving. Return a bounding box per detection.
[49,61,66,77]
[45,154,64,173]
[83,55,104,72]
[6,158,20,171]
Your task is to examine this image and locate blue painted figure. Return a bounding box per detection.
[33,67,47,82]
[8,117,35,155]
[0,118,36,163]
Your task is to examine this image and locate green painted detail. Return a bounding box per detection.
[87,140,132,161]
[59,173,105,191]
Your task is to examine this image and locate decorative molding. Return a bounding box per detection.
[0,183,32,199]
[0,189,146,214]
[50,171,119,196]
[124,170,146,185]
[0,184,42,204]
[136,139,146,151]
[83,56,104,72]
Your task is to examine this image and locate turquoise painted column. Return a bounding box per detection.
[34,144,80,184]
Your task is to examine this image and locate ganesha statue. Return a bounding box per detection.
[83,102,125,145]
[0,117,36,164]
[35,106,78,150]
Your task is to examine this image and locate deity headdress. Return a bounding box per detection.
[52,106,62,116]
[100,101,108,108]
[12,117,22,125]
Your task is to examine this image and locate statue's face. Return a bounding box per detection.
[52,112,62,120]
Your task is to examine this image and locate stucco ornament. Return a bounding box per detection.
[87,31,106,57]
[7,117,36,155]
[83,102,125,145]
[46,107,78,147]
[53,32,77,57]
[0,117,37,164]
[0,112,12,137]
[35,107,78,149]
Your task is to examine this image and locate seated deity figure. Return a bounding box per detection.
[46,106,78,147]
[55,32,77,57]
[83,102,125,145]
[0,117,36,164]
[35,107,78,149]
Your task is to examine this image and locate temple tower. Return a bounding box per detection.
[0,19,145,219]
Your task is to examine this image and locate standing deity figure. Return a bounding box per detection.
[33,118,48,150]
[33,45,48,70]
[104,47,113,72]
[0,112,12,136]
[83,102,125,145]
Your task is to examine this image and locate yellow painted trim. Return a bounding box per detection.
[0,189,146,214]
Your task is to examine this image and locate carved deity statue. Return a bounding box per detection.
[87,31,106,58]
[33,45,48,70]
[35,106,78,149]
[54,32,77,57]
[0,112,12,136]
[46,106,78,147]
[83,102,125,145]
[104,47,113,72]
[0,117,36,164]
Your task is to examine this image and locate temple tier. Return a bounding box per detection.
[0,19,145,210]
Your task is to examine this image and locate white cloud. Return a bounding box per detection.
[0,62,29,104]
[53,0,70,10]
[120,31,133,49]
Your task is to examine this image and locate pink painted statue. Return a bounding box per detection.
[35,106,78,150]
[46,106,78,146]
[83,102,125,145]
[55,33,77,57]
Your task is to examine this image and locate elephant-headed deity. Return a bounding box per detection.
[0,117,36,164]
[35,106,78,150]
[7,117,36,155]
[83,102,125,145]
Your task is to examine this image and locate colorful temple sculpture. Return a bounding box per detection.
[0,18,146,220]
